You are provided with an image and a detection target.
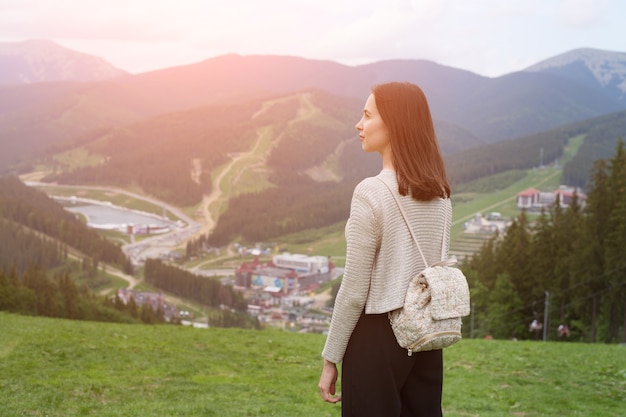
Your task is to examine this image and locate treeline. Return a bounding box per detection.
[465,140,626,343]
[144,259,259,329]
[0,265,160,324]
[0,176,132,274]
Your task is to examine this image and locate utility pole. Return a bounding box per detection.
[470,302,475,339]
[543,291,549,342]
[592,295,597,343]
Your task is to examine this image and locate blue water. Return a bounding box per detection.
[65,204,171,228]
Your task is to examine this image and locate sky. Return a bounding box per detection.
[0,0,625,77]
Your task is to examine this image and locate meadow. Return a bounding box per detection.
[1,313,624,416]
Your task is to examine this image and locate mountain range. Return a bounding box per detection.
[0,39,128,84]
[2,39,626,243]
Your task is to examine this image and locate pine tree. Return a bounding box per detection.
[528,208,557,302]
[571,158,611,341]
[493,213,532,306]
[127,296,139,318]
[550,193,583,335]
[602,139,626,342]
[486,273,525,339]
[58,272,79,319]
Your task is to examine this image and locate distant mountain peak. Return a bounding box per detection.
[525,48,626,93]
[0,39,128,84]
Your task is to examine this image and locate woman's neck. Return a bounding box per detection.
[381,155,394,171]
[380,148,394,171]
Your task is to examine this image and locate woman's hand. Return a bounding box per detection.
[318,359,341,403]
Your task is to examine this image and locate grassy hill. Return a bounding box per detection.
[1,313,624,416]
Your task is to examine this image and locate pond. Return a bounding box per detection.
[61,200,175,233]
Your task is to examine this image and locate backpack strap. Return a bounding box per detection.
[376,177,453,267]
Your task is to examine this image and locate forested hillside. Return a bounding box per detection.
[204,92,379,245]
[465,140,626,343]
[562,110,626,187]
[0,218,66,275]
[0,176,131,274]
[446,109,626,190]
[0,176,177,324]
[42,100,268,205]
[211,106,626,246]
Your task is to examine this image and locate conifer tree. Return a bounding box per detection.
[467,234,498,289]
[569,158,608,340]
[550,193,583,334]
[58,272,79,319]
[602,139,626,342]
[487,273,525,339]
[493,212,532,305]
[140,303,157,324]
[127,296,139,318]
[528,208,557,301]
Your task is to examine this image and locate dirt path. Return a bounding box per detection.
[100,266,139,295]
[192,92,319,239]
[194,132,267,237]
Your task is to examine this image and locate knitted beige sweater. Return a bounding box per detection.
[321,169,452,364]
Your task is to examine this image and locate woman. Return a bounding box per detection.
[318,82,452,416]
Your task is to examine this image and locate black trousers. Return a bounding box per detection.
[341,312,443,417]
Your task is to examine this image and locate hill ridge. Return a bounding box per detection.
[0,39,128,84]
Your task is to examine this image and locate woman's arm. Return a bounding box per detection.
[321,184,380,364]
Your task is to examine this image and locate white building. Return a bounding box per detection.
[272,253,330,273]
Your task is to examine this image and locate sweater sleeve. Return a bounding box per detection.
[321,183,380,364]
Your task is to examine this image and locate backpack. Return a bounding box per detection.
[378,177,471,356]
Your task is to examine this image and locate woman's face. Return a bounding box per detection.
[355,93,391,156]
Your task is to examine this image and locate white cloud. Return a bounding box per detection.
[0,0,624,76]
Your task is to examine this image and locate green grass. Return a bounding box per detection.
[229,126,277,196]
[1,313,624,416]
[53,148,105,170]
[274,223,347,266]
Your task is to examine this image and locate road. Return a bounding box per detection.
[25,180,202,264]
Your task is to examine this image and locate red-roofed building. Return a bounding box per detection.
[517,188,540,209]
[517,186,586,211]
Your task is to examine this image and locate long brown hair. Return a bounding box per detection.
[372,82,450,200]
